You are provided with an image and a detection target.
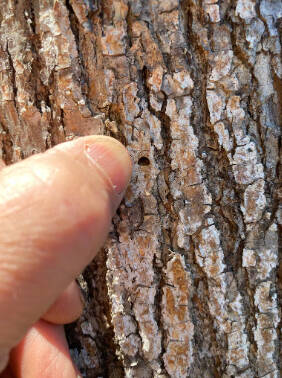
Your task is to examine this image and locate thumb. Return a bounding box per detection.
[0,136,132,370]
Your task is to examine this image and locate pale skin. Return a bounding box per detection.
[0,136,132,378]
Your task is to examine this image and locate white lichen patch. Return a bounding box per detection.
[233,134,251,153]
[205,4,220,23]
[257,223,279,280]
[162,71,194,96]
[232,142,264,185]
[236,0,256,20]
[227,329,249,369]
[122,83,140,123]
[254,281,278,316]
[38,2,78,80]
[195,225,226,280]
[107,183,162,362]
[213,122,233,151]
[157,10,185,54]
[147,65,164,93]
[209,51,233,81]
[133,301,162,360]
[254,54,274,99]
[143,111,163,151]
[206,90,225,124]
[162,255,194,378]
[226,96,245,125]
[165,95,212,238]
[260,0,282,37]
[208,285,230,332]
[257,248,278,280]
[226,292,250,369]
[232,162,264,185]
[195,224,250,370]
[246,19,265,49]
[177,186,211,236]
[220,74,240,92]
[242,248,256,267]
[150,93,163,112]
[254,281,279,375]
[241,179,266,223]
[195,225,229,332]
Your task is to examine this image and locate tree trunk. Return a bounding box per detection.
[0,0,281,377]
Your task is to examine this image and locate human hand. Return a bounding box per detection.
[0,136,132,377]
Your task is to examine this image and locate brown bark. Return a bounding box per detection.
[0,0,281,377]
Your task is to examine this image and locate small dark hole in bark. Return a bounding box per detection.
[138,157,150,166]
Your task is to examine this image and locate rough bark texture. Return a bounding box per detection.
[0,0,281,377]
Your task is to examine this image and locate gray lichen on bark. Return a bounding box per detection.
[0,0,281,377]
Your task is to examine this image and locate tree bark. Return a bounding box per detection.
[0,0,281,377]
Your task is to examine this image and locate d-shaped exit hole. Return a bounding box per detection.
[138,157,150,166]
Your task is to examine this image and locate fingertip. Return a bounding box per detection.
[0,135,132,357]
[42,281,84,325]
[10,321,81,378]
[55,135,132,200]
[83,136,132,196]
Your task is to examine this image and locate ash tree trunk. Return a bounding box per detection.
[0,0,281,377]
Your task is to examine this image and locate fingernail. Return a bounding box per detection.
[84,137,132,195]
